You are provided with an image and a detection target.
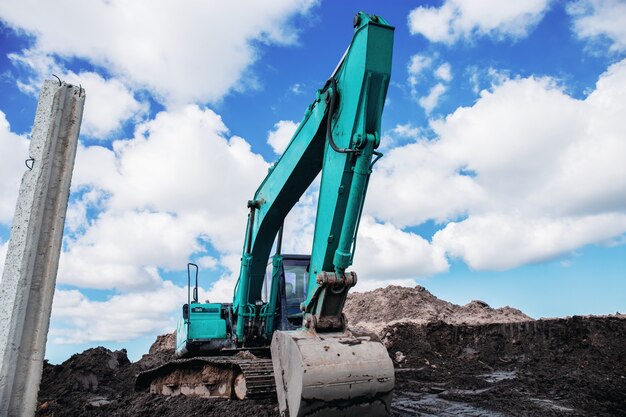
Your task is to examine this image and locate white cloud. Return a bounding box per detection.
[407,54,433,85]
[408,0,551,44]
[65,72,147,138]
[407,56,451,112]
[267,120,298,155]
[281,185,318,256]
[380,123,423,151]
[290,83,305,95]
[435,63,453,82]
[0,0,317,105]
[9,50,147,139]
[49,281,186,343]
[369,59,626,270]
[353,216,449,282]
[0,111,28,224]
[196,256,219,271]
[59,105,268,291]
[64,188,106,234]
[568,0,626,52]
[419,82,447,113]
[368,139,483,227]
[392,123,421,140]
[434,213,626,270]
[7,49,58,96]
[59,211,203,290]
[277,185,448,285]
[467,66,512,94]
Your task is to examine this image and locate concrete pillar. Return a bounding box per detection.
[0,80,85,416]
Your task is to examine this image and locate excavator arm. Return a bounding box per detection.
[233,12,395,416]
[235,11,393,337]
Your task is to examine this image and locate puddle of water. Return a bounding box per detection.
[482,370,517,383]
[392,391,509,417]
[531,398,577,413]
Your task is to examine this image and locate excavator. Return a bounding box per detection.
[136,12,395,416]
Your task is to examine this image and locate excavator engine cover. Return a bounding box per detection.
[271,328,394,416]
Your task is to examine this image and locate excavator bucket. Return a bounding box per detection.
[271,329,394,417]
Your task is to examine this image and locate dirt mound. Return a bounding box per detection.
[36,345,276,417]
[37,347,136,416]
[38,347,131,398]
[387,316,626,416]
[344,285,531,333]
[36,285,624,416]
[136,332,176,371]
[149,332,176,353]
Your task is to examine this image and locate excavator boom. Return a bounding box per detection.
[233,12,395,416]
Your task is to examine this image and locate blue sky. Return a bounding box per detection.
[0,0,625,363]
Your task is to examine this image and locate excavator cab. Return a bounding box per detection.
[264,254,311,327]
[283,257,308,318]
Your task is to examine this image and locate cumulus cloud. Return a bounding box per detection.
[49,281,186,343]
[467,66,512,94]
[568,0,626,52]
[408,54,433,85]
[59,105,269,292]
[0,111,28,223]
[392,123,421,140]
[434,213,626,270]
[290,83,305,95]
[59,211,204,290]
[9,50,146,139]
[267,120,298,154]
[353,216,449,283]
[276,185,448,285]
[369,59,626,270]
[408,0,551,44]
[406,54,452,113]
[0,0,316,105]
[435,63,453,82]
[65,72,148,138]
[419,83,448,114]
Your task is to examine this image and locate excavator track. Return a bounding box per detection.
[135,356,275,400]
[236,359,276,398]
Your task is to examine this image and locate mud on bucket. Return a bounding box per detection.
[271,328,394,417]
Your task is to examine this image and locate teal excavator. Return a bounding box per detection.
[137,12,395,416]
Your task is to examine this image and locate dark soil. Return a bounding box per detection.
[387,316,626,416]
[36,300,626,416]
[36,346,277,417]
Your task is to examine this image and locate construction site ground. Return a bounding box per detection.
[36,286,626,417]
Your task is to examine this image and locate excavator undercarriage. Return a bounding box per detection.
[136,353,275,400]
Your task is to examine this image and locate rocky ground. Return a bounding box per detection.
[36,286,626,416]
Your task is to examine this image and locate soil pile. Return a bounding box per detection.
[149,333,175,353]
[135,332,176,371]
[387,316,626,416]
[344,285,531,333]
[36,344,276,417]
[36,286,625,416]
